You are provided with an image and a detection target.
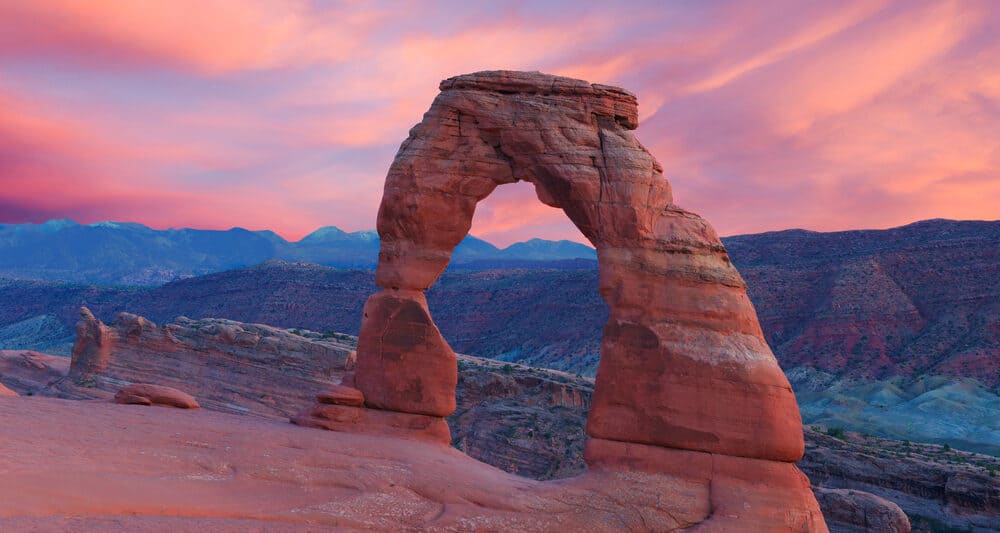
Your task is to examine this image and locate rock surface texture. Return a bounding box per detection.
[333,70,825,529]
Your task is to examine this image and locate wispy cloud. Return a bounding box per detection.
[0,0,996,245]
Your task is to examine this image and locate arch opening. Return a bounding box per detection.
[467,179,590,250]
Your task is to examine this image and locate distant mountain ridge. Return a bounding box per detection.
[0,219,596,284]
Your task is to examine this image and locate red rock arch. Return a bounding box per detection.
[352,71,804,464]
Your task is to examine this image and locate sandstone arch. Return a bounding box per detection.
[352,70,803,462]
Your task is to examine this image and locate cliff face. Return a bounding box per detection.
[452,356,593,480]
[801,429,1000,532]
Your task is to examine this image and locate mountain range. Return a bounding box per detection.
[0,219,597,285]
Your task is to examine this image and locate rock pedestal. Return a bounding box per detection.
[69,307,112,381]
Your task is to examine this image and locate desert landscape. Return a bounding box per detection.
[2,2,999,532]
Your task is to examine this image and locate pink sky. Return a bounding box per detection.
[0,0,997,246]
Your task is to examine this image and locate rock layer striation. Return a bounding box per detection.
[64,309,354,418]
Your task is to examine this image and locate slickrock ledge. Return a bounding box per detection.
[0,397,825,532]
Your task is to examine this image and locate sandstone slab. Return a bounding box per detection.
[0,396,826,531]
[63,310,353,418]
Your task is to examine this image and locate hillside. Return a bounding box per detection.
[3,316,994,531]
[726,219,1000,383]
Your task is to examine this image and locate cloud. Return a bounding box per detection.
[0,0,383,73]
[0,0,996,245]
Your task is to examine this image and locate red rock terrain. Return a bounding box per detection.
[55,308,353,418]
[15,313,1000,531]
[3,396,761,532]
[0,316,827,531]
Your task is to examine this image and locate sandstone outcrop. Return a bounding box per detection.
[316,384,365,407]
[0,382,16,396]
[801,428,1000,532]
[355,290,456,417]
[63,309,353,418]
[114,384,199,409]
[321,70,822,528]
[69,307,112,380]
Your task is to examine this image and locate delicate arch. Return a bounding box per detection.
[354,71,803,463]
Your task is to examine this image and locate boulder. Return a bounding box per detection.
[814,487,911,533]
[114,384,199,409]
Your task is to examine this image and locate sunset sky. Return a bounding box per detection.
[1,0,997,246]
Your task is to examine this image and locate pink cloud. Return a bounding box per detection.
[0,0,996,246]
[0,1,383,73]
